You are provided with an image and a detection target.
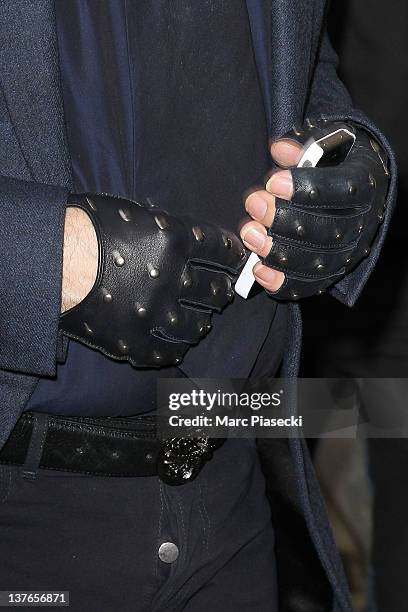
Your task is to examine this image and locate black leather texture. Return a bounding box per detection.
[266,118,390,300]
[0,411,160,476]
[0,412,224,483]
[60,193,246,366]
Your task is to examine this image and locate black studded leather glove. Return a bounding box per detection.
[265,119,390,300]
[60,193,246,367]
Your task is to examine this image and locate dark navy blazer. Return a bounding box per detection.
[0,2,397,610]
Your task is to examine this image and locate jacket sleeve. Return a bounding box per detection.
[305,31,398,307]
[0,174,69,376]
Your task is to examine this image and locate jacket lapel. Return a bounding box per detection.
[0,0,71,187]
[245,0,273,132]
[247,0,315,139]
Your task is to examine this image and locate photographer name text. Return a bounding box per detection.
[168,415,303,428]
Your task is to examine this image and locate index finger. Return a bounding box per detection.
[189,223,247,274]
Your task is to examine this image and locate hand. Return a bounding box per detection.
[240,119,389,300]
[60,193,246,367]
[61,207,98,313]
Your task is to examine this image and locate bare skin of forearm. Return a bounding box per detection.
[61,207,98,313]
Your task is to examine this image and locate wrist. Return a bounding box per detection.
[61,206,98,313]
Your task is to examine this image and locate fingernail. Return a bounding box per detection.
[255,266,276,283]
[270,140,303,167]
[266,171,293,199]
[242,228,266,250]
[247,194,268,220]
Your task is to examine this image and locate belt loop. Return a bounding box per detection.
[21,413,49,480]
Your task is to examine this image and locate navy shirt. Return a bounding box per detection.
[28,1,284,416]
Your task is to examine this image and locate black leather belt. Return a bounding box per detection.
[0,412,224,486]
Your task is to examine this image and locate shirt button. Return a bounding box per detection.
[158,542,179,564]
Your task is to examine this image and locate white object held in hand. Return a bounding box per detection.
[235,128,356,299]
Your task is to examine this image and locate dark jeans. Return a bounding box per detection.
[0,432,278,611]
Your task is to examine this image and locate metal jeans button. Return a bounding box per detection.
[158,542,179,564]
